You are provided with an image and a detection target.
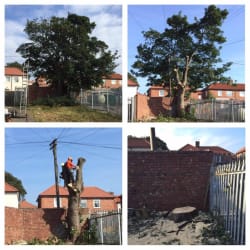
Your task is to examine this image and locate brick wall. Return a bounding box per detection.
[128,151,214,211]
[5,207,67,244]
[135,94,172,121]
[28,85,57,103]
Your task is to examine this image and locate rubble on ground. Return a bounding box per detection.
[128,207,233,245]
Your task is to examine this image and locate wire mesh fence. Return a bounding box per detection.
[80,89,122,116]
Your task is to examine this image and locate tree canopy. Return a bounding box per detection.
[5,171,27,200]
[131,5,232,116]
[16,13,119,95]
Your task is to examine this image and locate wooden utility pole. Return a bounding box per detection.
[50,138,60,208]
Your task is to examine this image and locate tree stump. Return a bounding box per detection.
[169,206,197,223]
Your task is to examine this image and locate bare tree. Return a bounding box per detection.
[66,157,86,243]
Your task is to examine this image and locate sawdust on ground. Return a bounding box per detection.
[128,210,228,245]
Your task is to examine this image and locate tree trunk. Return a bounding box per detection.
[67,157,86,243]
[172,86,185,117]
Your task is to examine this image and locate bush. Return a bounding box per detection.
[31,96,76,107]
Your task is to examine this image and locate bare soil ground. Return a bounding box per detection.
[128,210,233,245]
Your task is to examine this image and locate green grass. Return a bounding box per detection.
[27,105,121,122]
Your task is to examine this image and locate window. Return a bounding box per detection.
[14,76,19,82]
[240,91,245,97]
[6,76,10,82]
[217,90,222,97]
[226,91,232,97]
[53,198,61,207]
[159,90,165,97]
[111,80,116,85]
[93,199,101,208]
[80,199,87,208]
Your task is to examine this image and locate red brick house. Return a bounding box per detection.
[236,147,245,159]
[37,185,121,212]
[202,82,245,101]
[147,85,169,97]
[128,137,151,151]
[179,141,235,163]
[101,73,122,89]
[19,200,37,208]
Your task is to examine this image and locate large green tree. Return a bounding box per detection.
[5,172,27,200]
[132,5,232,117]
[16,13,119,96]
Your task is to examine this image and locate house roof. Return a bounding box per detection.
[5,182,19,193]
[128,137,151,149]
[5,67,23,76]
[236,146,245,155]
[206,83,245,91]
[103,73,122,80]
[179,144,234,155]
[38,185,115,199]
[19,200,37,208]
[114,195,122,204]
[149,85,165,89]
[128,79,139,87]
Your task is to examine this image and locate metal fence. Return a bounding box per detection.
[89,210,122,245]
[128,97,136,122]
[189,100,245,122]
[209,157,245,244]
[80,89,122,116]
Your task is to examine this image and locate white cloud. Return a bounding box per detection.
[5,5,122,73]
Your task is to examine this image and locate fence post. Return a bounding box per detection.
[100,216,104,244]
[91,92,94,109]
[118,212,122,245]
[107,90,110,112]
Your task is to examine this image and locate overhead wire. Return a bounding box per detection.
[58,141,121,150]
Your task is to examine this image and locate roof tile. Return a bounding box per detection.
[5,67,23,76]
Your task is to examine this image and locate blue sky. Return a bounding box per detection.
[128,4,245,93]
[127,126,245,154]
[5,4,122,74]
[5,128,122,205]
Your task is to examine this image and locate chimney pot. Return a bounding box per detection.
[195,141,200,147]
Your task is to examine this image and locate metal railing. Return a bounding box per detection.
[209,157,245,244]
[89,210,122,245]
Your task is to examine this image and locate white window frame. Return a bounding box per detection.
[111,79,116,85]
[93,199,101,208]
[159,90,165,97]
[217,90,222,97]
[239,91,245,97]
[80,199,87,208]
[53,198,61,207]
[226,91,232,97]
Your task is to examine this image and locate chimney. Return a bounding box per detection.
[150,127,156,151]
[195,141,200,148]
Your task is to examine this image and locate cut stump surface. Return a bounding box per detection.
[169,206,198,223]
